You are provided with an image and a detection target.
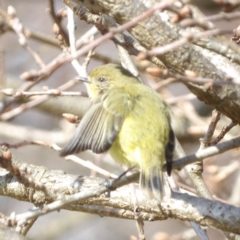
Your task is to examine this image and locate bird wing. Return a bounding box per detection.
[60,89,133,156]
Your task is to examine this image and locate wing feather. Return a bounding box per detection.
[60,89,132,156]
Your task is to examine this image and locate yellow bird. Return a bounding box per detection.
[60,64,175,201]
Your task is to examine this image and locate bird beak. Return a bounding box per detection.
[77,76,91,83]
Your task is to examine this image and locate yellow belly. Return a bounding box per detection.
[109,91,169,175]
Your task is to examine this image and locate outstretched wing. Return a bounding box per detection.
[60,89,133,156]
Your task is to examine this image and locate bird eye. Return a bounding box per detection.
[98,77,105,82]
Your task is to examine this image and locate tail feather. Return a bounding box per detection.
[140,167,163,202]
[140,127,175,201]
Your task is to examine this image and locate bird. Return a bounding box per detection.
[60,64,175,201]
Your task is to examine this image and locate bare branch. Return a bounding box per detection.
[0,157,240,234]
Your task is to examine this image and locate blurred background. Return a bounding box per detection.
[0,0,239,239]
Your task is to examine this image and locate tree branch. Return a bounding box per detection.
[0,157,240,234]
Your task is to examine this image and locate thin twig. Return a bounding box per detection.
[0,78,80,121]
[209,121,237,146]
[200,110,221,149]
[1,88,88,97]
[172,136,240,170]
[7,6,46,68]
[49,0,69,46]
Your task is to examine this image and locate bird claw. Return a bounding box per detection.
[100,166,136,197]
[100,179,116,198]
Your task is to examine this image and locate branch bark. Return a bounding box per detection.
[1,158,240,234]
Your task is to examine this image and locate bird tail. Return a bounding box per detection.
[140,167,164,202]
